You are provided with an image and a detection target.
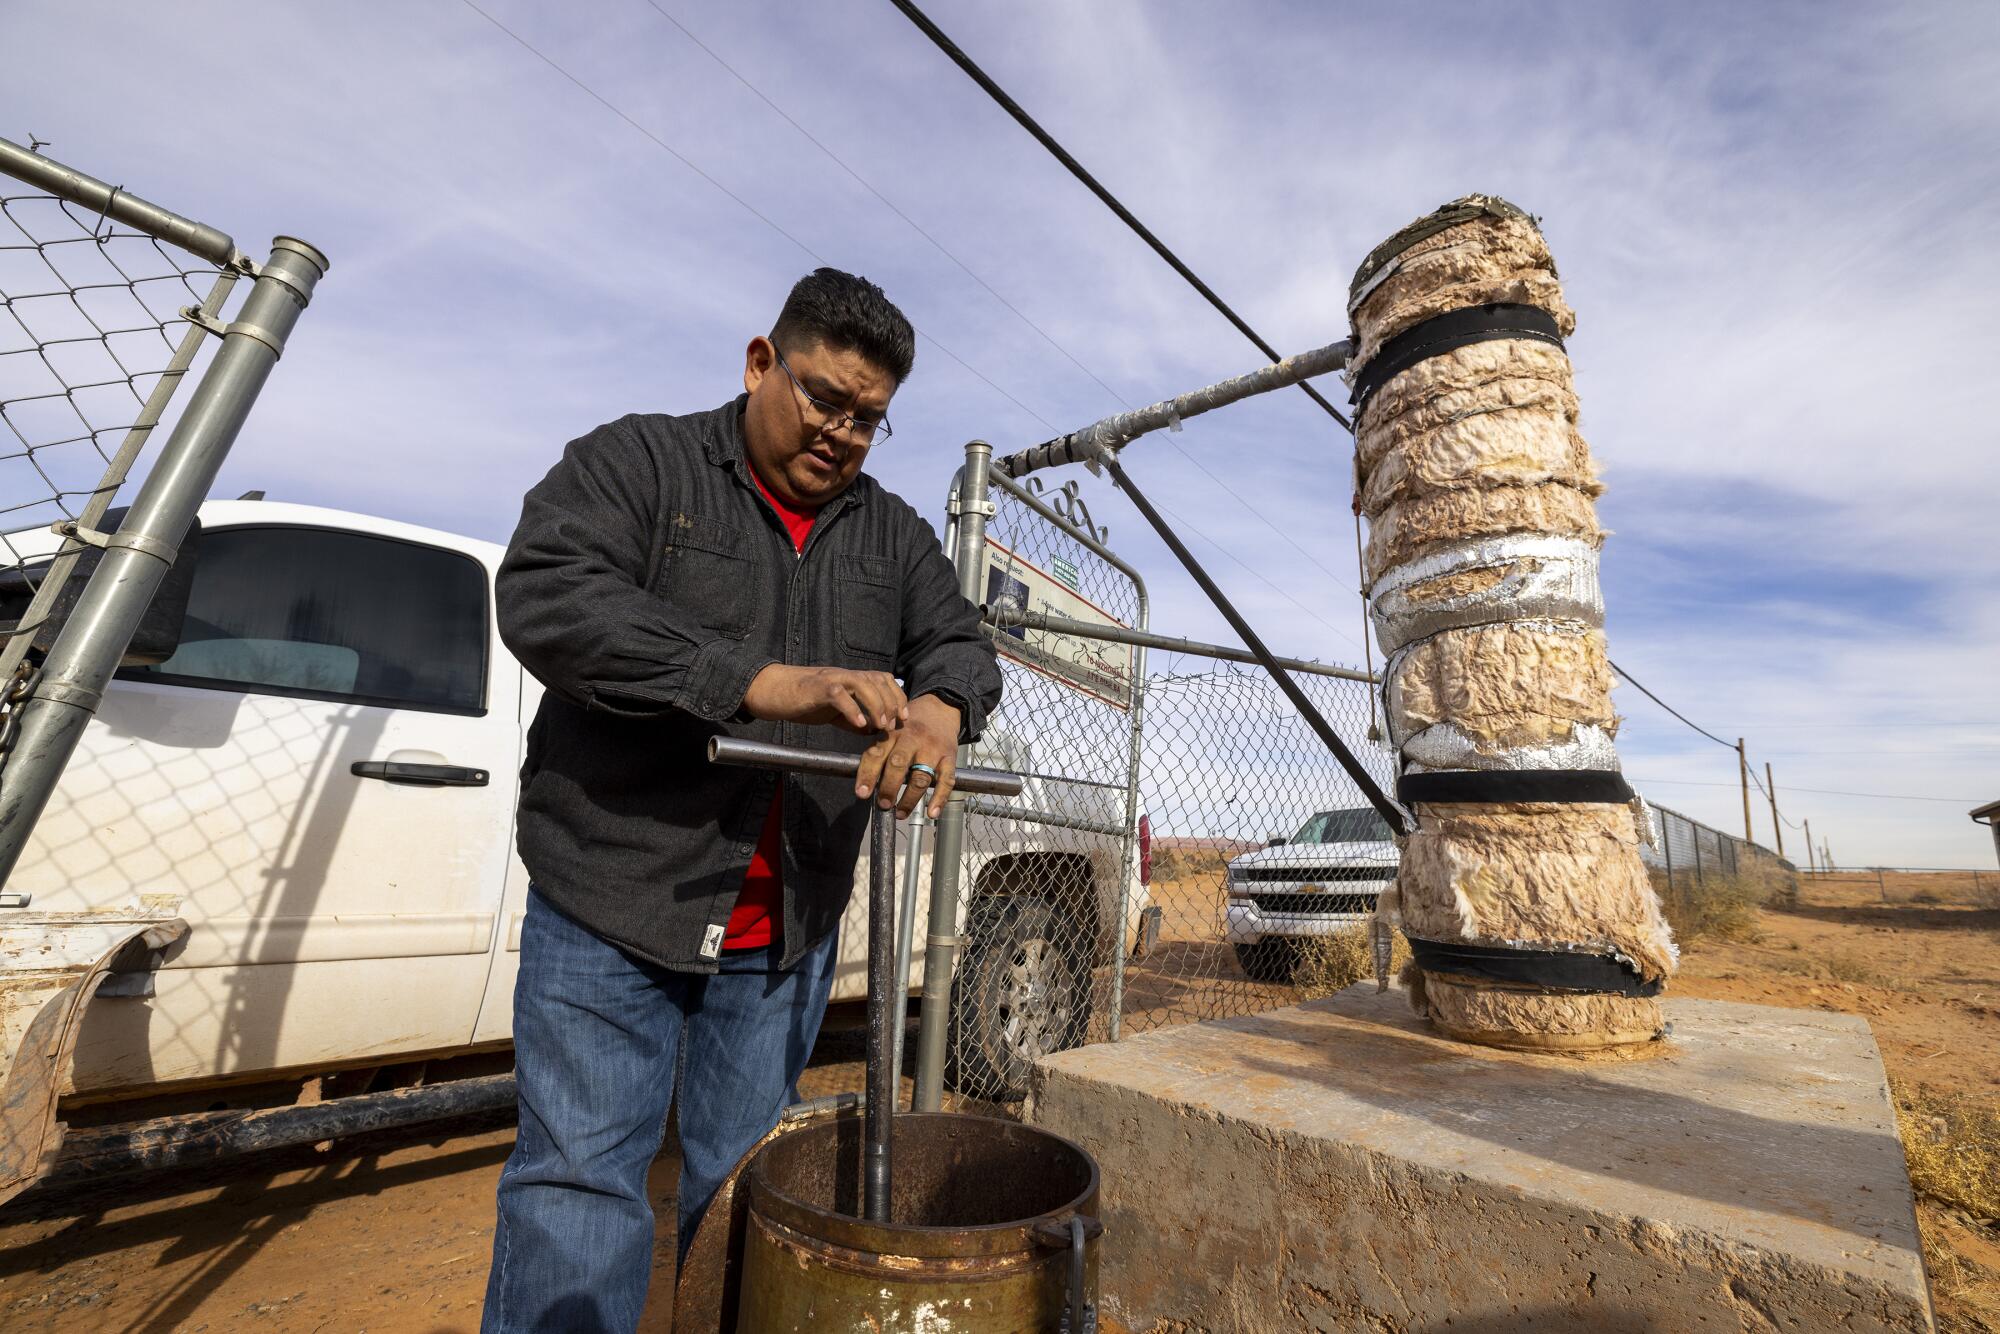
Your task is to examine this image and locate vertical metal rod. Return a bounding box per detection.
[1804,818,1816,875]
[888,808,927,1104]
[0,237,326,884]
[1099,452,1410,835]
[1877,866,1887,905]
[981,468,1153,1042]
[913,441,993,1111]
[1105,613,1147,1044]
[1661,812,1675,900]
[864,808,896,1223]
[1764,762,1785,860]
[0,269,238,686]
[1737,738,1754,844]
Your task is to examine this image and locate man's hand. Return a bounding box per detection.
[857,693,962,820]
[742,665,908,735]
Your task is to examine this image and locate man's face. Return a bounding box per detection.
[741,336,896,508]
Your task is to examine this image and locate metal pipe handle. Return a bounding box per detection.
[706,737,1023,797]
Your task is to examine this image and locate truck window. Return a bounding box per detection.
[119,525,488,714]
[1293,808,1393,844]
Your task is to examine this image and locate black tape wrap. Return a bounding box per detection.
[1397,768,1634,806]
[1408,937,1663,998]
[1350,302,1566,424]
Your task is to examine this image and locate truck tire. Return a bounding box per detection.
[1232,939,1302,984]
[947,897,1090,1101]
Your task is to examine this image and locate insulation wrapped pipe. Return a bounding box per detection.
[1348,195,1675,1052]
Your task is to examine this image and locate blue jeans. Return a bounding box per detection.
[482,888,838,1333]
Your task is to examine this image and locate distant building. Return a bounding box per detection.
[1973,800,2000,867]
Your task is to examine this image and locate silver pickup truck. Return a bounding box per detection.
[0,497,1148,1197]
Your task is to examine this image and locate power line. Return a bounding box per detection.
[643,1,1363,639]
[640,0,1122,410]
[887,0,1353,434]
[1762,746,1999,755]
[461,0,1365,655]
[1631,777,1979,805]
[458,0,1054,434]
[1608,659,1736,749]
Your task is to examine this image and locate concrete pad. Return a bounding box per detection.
[1027,987,1932,1333]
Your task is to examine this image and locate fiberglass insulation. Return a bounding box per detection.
[1351,195,1674,1048]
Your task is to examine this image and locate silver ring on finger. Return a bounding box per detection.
[907,762,938,784]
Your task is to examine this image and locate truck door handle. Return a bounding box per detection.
[351,760,490,787]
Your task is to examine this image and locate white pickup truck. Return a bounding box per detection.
[0,498,1148,1191]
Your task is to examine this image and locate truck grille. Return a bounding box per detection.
[1235,865,1394,884]
[1247,891,1378,915]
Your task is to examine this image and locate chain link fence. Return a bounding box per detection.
[928,444,1839,1103]
[1641,800,1798,913]
[936,458,1391,1102]
[1798,866,1997,908]
[0,158,239,721]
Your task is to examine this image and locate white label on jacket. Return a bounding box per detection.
[701,924,725,958]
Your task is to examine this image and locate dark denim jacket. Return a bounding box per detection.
[497,397,1001,972]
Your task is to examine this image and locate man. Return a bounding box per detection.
[482,268,1002,1331]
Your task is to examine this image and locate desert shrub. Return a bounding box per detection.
[1655,872,1767,946]
[1151,847,1230,884]
[1776,950,1882,986]
[1823,951,1880,984]
[1894,1080,2000,1221]
[1294,926,1410,999]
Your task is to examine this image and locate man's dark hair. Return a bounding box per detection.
[770,268,916,385]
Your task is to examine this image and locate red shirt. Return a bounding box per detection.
[724,466,819,949]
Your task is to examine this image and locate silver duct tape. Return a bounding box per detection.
[1370,534,1602,654]
[1400,722,1622,773]
[1632,794,1661,852]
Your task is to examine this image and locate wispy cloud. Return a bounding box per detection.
[9,0,1994,863]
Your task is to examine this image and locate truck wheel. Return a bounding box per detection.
[1232,939,1302,984]
[947,897,1090,1101]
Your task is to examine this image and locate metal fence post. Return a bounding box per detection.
[1661,814,1675,901]
[1100,577,1145,1046]
[0,236,327,884]
[912,442,993,1111]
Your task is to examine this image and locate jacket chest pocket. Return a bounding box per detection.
[654,512,754,637]
[836,555,900,664]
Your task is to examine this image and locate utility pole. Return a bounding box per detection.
[1804,818,1816,874]
[1764,762,1785,859]
[1737,738,1754,844]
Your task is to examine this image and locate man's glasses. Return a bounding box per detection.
[773,347,892,444]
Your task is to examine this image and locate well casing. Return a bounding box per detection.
[736,1112,1100,1333]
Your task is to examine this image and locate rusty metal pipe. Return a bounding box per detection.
[864,808,896,1222]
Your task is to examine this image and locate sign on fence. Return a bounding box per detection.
[982,537,1135,711]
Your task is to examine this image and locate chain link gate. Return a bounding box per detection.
[917,442,1392,1104]
[930,457,1148,1103]
[0,136,327,886]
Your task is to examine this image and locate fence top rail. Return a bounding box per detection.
[986,605,1374,683]
[1803,865,1993,875]
[993,337,1351,480]
[0,136,240,270]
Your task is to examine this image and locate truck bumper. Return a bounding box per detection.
[1225,899,1378,945]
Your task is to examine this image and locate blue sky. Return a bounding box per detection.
[8,1,1996,866]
